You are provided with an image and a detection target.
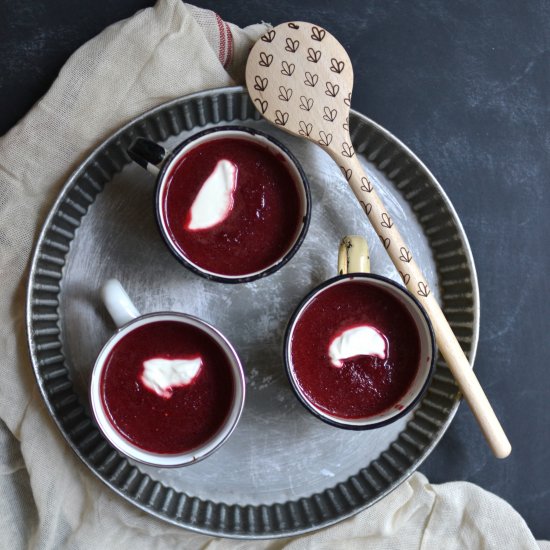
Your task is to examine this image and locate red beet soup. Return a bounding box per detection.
[101,320,235,454]
[290,280,421,419]
[160,137,304,276]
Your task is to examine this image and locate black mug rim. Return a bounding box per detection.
[283,273,437,430]
[153,125,312,284]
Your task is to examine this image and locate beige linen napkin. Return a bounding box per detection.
[0,1,546,548]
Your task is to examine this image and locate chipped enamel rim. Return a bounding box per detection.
[155,126,312,283]
[284,274,436,429]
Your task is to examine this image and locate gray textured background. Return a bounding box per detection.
[2,0,549,540]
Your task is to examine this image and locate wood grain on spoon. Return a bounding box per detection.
[245,21,511,459]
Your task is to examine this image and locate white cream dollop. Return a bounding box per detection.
[140,357,202,398]
[328,325,388,368]
[186,159,238,230]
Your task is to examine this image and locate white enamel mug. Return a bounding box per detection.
[90,279,246,467]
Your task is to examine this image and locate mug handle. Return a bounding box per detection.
[338,235,371,275]
[101,279,141,328]
[127,137,168,176]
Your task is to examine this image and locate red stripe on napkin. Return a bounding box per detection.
[216,14,227,66]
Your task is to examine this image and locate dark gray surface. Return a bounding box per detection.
[2,0,549,540]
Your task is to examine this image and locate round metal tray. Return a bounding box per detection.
[26,86,479,539]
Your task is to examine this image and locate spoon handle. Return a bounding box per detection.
[336,152,511,458]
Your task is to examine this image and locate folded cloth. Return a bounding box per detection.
[0,1,546,548]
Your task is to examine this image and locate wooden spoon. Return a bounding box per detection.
[246,21,511,458]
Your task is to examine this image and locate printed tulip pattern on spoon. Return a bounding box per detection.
[245,21,511,459]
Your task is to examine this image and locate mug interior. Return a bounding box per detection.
[156,128,310,281]
[90,313,245,467]
[285,275,435,428]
